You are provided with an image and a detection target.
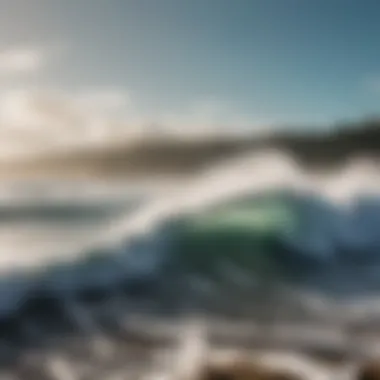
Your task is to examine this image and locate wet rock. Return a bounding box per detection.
[357,359,380,380]
[200,357,303,380]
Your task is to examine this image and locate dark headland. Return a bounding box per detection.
[1,118,379,180]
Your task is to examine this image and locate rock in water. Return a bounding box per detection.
[357,359,380,380]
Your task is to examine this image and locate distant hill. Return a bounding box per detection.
[1,119,379,179]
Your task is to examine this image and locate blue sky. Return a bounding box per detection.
[0,0,379,153]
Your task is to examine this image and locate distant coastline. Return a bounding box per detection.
[1,118,379,180]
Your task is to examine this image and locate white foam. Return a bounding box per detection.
[81,148,380,254]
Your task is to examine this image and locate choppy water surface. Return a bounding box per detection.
[1,151,380,378]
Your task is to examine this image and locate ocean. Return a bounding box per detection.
[1,149,380,378]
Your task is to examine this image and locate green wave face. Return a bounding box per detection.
[170,193,301,281]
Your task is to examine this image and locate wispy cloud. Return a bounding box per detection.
[158,96,272,136]
[0,47,45,75]
[74,88,131,111]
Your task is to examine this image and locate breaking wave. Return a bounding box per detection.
[2,148,380,325]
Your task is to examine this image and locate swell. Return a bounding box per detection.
[1,148,380,367]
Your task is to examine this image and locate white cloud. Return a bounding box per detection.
[0,86,139,157]
[0,88,79,130]
[0,87,271,160]
[0,47,44,75]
